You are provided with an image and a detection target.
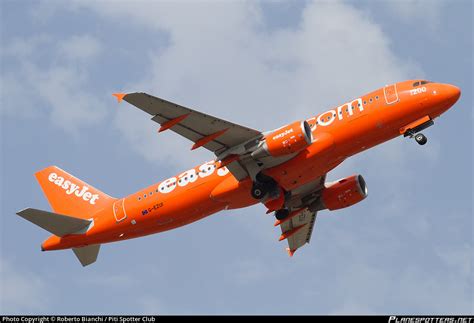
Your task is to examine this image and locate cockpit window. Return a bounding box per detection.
[413,80,431,87]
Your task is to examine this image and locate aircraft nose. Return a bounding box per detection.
[443,83,461,104]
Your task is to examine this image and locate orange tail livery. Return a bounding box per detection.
[17,80,461,266]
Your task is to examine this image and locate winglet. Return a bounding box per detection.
[112,93,127,103]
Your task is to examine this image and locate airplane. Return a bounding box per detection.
[17,80,460,266]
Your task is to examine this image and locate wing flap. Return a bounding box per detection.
[280,209,318,253]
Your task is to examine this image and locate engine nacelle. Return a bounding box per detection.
[251,120,313,159]
[321,175,368,211]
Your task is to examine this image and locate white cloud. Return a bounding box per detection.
[1,34,107,136]
[1,1,470,315]
[58,34,103,62]
[74,1,421,171]
[0,258,49,313]
[382,0,444,28]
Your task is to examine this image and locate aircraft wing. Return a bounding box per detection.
[279,208,318,255]
[275,174,326,255]
[118,92,262,155]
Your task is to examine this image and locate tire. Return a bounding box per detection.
[275,209,290,221]
[251,183,267,200]
[415,133,427,145]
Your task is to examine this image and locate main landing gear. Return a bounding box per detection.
[250,173,278,200]
[250,173,290,221]
[275,209,290,221]
[250,181,271,199]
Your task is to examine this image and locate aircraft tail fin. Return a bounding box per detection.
[34,166,114,219]
[73,244,101,267]
[16,208,91,237]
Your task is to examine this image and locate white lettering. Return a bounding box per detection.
[54,176,64,186]
[158,177,177,194]
[157,161,230,194]
[307,98,364,130]
[217,166,230,177]
[75,185,88,198]
[273,128,294,140]
[317,110,336,126]
[177,169,198,187]
[47,173,99,205]
[90,194,99,205]
[410,87,426,95]
[83,191,93,201]
[48,173,57,182]
[198,161,215,178]
[66,183,78,195]
[61,180,71,190]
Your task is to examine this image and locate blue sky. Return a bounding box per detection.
[1,0,472,315]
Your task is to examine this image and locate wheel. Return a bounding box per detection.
[275,209,290,221]
[415,133,427,145]
[251,182,267,200]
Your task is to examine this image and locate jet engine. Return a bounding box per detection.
[321,175,368,211]
[251,120,313,159]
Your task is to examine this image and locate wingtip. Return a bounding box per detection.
[16,208,30,216]
[286,248,296,257]
[112,93,127,103]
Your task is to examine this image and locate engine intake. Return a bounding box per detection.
[321,175,368,211]
[251,120,313,158]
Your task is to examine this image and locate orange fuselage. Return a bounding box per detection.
[42,80,460,251]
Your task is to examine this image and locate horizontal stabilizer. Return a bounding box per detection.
[72,244,100,267]
[16,208,91,237]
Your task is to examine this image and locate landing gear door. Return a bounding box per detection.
[384,84,399,105]
[113,198,127,222]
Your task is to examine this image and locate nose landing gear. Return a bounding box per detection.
[406,130,428,145]
[402,118,433,146]
[414,133,427,145]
